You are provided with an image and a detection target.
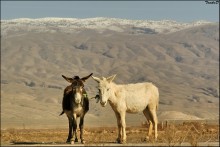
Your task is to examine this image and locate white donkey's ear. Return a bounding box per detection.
[92,76,101,83]
[107,74,116,83]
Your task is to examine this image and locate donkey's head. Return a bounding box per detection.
[73,84,84,104]
[62,73,93,104]
[92,75,116,107]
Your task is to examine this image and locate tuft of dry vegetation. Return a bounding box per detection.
[1,121,219,146]
[157,121,219,146]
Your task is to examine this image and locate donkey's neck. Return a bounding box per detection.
[108,82,120,106]
[73,98,83,107]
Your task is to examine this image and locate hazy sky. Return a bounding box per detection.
[1,1,219,22]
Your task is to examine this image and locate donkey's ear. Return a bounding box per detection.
[107,74,116,83]
[62,75,74,83]
[81,73,93,82]
[92,76,100,83]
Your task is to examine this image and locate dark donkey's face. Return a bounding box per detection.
[72,80,84,104]
[62,73,93,104]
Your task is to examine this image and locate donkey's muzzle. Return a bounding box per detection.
[100,101,107,107]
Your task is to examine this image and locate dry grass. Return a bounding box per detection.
[157,121,219,146]
[1,121,219,146]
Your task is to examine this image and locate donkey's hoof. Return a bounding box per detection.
[81,140,86,144]
[155,135,158,141]
[70,141,75,144]
[66,139,71,143]
[120,140,126,144]
[116,138,121,143]
[145,136,150,141]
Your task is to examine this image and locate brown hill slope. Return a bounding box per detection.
[1,23,219,129]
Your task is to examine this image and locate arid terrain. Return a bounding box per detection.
[1,18,219,145]
[1,121,219,146]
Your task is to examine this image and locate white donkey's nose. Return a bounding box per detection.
[100,101,107,107]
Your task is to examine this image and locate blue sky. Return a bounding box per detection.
[1,1,219,22]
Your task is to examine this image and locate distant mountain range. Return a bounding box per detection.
[1,17,213,36]
[1,18,219,128]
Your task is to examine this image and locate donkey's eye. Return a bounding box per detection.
[107,88,110,91]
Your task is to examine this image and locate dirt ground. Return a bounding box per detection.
[1,121,219,146]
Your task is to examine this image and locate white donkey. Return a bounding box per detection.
[92,75,159,144]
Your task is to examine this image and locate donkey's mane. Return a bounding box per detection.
[73,76,80,80]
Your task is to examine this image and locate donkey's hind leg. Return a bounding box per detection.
[74,127,78,142]
[145,105,158,140]
[143,108,153,141]
[148,108,158,140]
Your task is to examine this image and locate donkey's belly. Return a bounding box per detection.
[126,105,146,113]
[125,97,148,113]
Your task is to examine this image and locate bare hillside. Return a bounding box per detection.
[1,18,219,129]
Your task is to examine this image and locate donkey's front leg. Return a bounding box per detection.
[79,116,85,144]
[66,117,73,143]
[120,112,127,144]
[71,115,77,144]
[114,112,122,143]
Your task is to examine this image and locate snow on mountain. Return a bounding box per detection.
[1,17,213,36]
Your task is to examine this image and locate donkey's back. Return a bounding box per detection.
[119,82,159,113]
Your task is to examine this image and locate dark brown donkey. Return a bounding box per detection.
[60,73,93,144]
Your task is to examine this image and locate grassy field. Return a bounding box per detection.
[1,121,219,146]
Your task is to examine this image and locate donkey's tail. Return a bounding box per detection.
[156,96,159,111]
[156,102,159,110]
[59,111,64,116]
